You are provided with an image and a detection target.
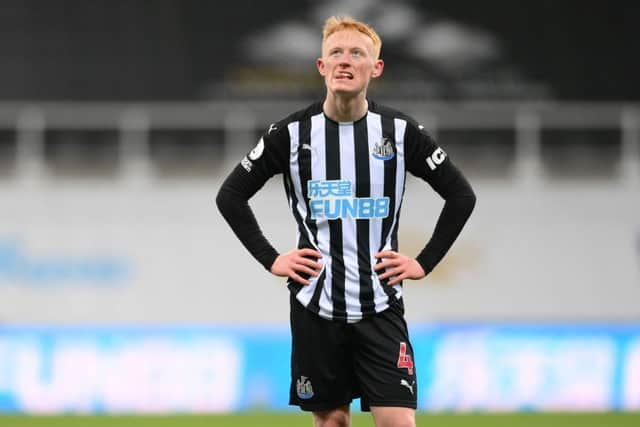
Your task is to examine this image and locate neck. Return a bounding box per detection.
[323,92,368,123]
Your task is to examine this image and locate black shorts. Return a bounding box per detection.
[288,293,417,412]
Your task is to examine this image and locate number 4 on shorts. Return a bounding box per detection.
[397,342,414,375]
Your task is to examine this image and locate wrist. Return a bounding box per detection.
[414,256,432,276]
[264,252,280,272]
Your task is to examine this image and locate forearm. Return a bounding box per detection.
[415,175,476,274]
[216,167,279,271]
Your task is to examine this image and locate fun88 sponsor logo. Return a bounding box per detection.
[307,180,389,220]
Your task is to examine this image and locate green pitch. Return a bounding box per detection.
[1,413,639,427]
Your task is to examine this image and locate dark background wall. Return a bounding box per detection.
[0,0,637,100]
[422,0,640,100]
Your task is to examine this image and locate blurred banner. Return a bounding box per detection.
[0,324,639,413]
[0,178,638,324]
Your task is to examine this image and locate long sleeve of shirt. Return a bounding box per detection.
[216,124,290,271]
[216,165,280,271]
[403,119,477,275]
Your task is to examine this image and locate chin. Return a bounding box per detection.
[330,84,363,97]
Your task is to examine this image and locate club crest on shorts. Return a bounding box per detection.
[296,376,314,399]
[372,137,395,160]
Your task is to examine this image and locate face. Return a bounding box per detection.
[317,29,384,98]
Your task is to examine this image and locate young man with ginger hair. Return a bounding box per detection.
[217,16,476,427]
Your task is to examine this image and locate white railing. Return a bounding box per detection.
[0,100,638,187]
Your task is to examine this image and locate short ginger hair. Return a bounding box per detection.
[322,16,382,59]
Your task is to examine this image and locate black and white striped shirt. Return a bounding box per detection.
[217,101,475,322]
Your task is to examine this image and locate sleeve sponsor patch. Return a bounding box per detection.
[248,138,264,161]
[426,147,447,171]
[240,156,253,172]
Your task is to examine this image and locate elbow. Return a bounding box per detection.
[216,189,224,210]
[215,186,233,217]
[468,190,477,213]
[216,185,250,220]
[215,188,224,211]
[464,188,477,217]
[449,188,476,217]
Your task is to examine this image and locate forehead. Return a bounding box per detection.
[323,29,375,52]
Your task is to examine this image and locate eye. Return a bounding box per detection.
[351,50,363,58]
[330,49,341,57]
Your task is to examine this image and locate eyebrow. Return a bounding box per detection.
[328,46,366,52]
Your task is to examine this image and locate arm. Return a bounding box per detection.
[216,163,280,271]
[374,122,476,284]
[216,127,322,283]
[414,162,476,274]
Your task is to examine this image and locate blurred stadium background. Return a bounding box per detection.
[0,0,639,425]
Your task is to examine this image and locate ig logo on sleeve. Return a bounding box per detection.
[426,147,446,171]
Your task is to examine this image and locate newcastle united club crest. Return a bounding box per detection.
[372,137,395,160]
[296,376,314,399]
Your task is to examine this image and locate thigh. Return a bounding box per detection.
[289,293,357,412]
[371,406,415,427]
[352,301,417,411]
[313,405,351,427]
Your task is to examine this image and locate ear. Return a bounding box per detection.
[371,59,384,79]
[317,58,326,76]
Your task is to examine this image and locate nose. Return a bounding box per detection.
[335,52,352,67]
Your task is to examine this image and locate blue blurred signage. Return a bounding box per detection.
[0,238,130,286]
[0,324,638,413]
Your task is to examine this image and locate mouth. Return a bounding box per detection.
[335,72,354,80]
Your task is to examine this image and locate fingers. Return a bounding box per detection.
[373,251,420,285]
[298,248,322,259]
[387,273,408,286]
[293,263,321,277]
[373,250,400,272]
[292,250,323,277]
[379,266,411,285]
[375,250,398,259]
[377,266,403,280]
[295,254,323,271]
[284,262,318,286]
[272,248,324,286]
[373,258,399,271]
[290,272,311,286]
[294,248,323,274]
